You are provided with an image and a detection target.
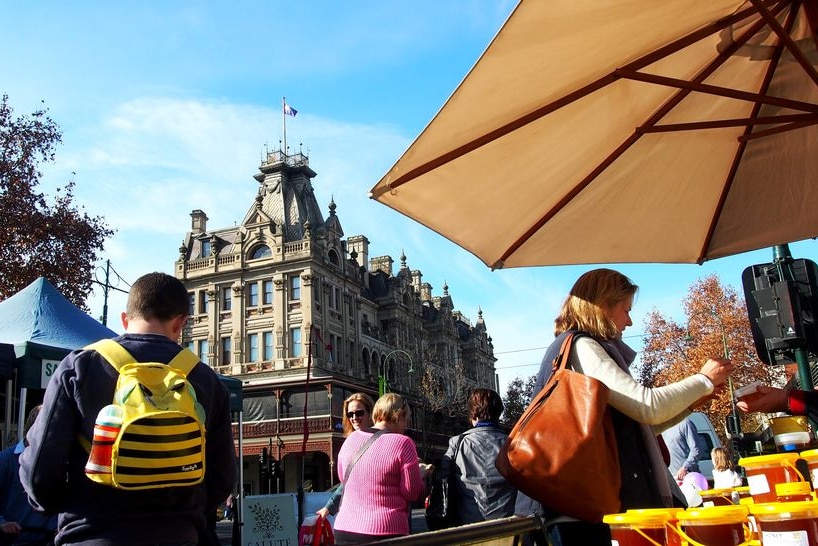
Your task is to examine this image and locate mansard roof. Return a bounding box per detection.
[179,150,342,260]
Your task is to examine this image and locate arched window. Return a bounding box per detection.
[251,245,272,260]
[328,249,340,266]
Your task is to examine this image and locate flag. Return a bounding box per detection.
[283,102,297,117]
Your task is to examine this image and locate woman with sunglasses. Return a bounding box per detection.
[316,393,375,519]
[333,393,431,544]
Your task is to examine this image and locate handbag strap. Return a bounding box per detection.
[552,331,589,374]
[343,429,387,483]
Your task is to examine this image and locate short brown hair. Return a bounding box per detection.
[126,272,189,321]
[469,389,504,423]
[554,268,638,339]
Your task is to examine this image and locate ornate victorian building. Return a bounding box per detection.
[175,150,496,495]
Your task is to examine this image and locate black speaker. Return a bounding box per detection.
[742,259,818,365]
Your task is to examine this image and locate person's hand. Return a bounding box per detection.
[736,385,789,414]
[698,358,733,386]
[676,467,688,481]
[316,507,330,518]
[0,521,21,536]
[688,385,726,410]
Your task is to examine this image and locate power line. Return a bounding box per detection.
[492,332,650,356]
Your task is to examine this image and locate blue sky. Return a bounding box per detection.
[3,1,817,394]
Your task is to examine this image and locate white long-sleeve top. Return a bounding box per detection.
[569,337,714,430]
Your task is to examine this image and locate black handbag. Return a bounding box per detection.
[425,433,466,530]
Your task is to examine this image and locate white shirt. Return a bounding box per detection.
[712,468,742,488]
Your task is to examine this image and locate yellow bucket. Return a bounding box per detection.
[700,487,736,506]
[673,505,750,546]
[739,453,804,504]
[604,511,670,546]
[749,501,818,545]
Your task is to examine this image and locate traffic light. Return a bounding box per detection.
[742,258,818,365]
[259,448,269,478]
[270,458,279,478]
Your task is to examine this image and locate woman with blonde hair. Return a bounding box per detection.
[711,447,742,488]
[516,268,734,546]
[333,393,430,544]
[316,392,375,519]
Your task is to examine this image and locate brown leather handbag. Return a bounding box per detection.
[495,332,621,522]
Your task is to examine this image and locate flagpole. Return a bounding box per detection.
[282,96,287,156]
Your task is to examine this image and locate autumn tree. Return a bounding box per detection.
[640,275,786,443]
[502,374,537,426]
[0,94,113,309]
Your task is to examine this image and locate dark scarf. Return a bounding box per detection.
[598,336,676,507]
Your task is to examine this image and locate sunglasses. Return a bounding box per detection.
[346,409,367,419]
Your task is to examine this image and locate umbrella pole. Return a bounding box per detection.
[773,244,814,391]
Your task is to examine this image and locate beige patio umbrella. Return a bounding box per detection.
[370,0,818,269]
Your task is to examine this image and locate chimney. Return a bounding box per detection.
[190,210,208,234]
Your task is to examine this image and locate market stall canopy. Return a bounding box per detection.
[370,0,818,269]
[0,277,117,388]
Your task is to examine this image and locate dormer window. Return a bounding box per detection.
[251,245,272,260]
[201,240,212,258]
[328,249,340,266]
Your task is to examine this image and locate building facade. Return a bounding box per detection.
[175,150,497,495]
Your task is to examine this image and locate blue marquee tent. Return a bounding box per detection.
[0,277,117,387]
[0,277,242,452]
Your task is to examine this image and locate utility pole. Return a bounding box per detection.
[94,259,129,326]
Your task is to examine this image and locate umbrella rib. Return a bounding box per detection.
[739,118,818,140]
[616,70,818,113]
[697,1,798,263]
[492,133,643,270]
[373,73,619,198]
[804,1,818,54]
[374,3,770,198]
[640,113,818,132]
[749,0,818,87]
[495,3,780,268]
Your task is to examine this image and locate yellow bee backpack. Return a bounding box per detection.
[82,339,206,490]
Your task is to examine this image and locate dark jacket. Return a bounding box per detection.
[514,331,664,520]
[20,333,237,546]
[0,444,57,544]
[440,425,517,525]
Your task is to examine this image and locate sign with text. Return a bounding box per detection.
[40,359,61,389]
[242,493,298,546]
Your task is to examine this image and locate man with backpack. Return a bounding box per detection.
[21,272,237,545]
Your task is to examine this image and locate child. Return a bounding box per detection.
[711,446,742,488]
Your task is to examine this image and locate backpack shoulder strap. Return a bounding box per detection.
[85,339,135,372]
[167,348,200,376]
[86,340,200,375]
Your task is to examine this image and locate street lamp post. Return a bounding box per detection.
[686,308,741,435]
[326,384,335,487]
[274,388,283,493]
[378,349,415,397]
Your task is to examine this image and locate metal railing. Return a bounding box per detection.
[358,515,548,546]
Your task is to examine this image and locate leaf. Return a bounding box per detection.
[0,94,114,308]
